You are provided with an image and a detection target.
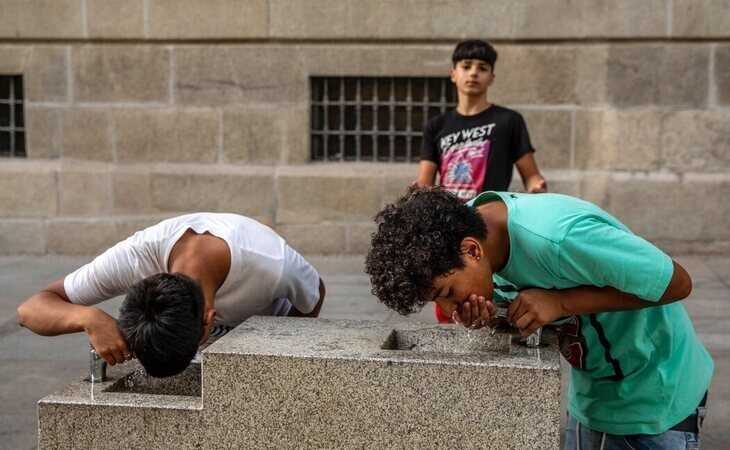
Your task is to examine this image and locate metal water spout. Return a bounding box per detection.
[89,344,107,382]
[525,327,543,347]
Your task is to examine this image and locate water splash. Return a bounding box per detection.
[453,327,487,354]
[105,364,202,396]
[121,367,150,390]
[465,328,476,345]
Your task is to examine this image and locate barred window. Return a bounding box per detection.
[0,75,25,157]
[310,77,456,162]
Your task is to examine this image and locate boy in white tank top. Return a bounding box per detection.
[17,213,325,377]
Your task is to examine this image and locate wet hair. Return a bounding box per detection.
[118,273,205,378]
[365,187,487,315]
[451,39,498,69]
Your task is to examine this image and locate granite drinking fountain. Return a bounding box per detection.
[38,316,561,449]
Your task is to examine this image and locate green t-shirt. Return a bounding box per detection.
[467,191,714,435]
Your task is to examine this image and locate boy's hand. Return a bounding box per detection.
[453,295,499,329]
[84,308,133,365]
[526,177,547,193]
[506,289,563,337]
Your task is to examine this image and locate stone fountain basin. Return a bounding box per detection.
[104,363,201,397]
[382,326,513,353]
[38,317,562,449]
[95,326,518,399]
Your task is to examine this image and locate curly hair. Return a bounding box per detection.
[365,187,487,315]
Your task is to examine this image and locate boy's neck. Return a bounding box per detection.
[476,201,510,273]
[455,95,491,116]
[168,230,230,309]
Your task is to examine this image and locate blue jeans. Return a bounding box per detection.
[564,413,704,450]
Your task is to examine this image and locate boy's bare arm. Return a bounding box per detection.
[288,278,326,318]
[515,153,547,193]
[415,161,438,187]
[18,279,91,335]
[506,260,692,337]
[17,279,131,365]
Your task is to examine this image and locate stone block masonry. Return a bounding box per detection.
[38,317,562,449]
[0,0,727,255]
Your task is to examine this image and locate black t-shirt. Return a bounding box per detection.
[421,105,534,200]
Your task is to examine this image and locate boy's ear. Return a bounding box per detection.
[203,308,216,327]
[450,67,457,83]
[198,308,217,347]
[460,237,481,259]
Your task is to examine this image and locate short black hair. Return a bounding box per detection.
[452,39,498,69]
[118,273,205,378]
[365,187,487,315]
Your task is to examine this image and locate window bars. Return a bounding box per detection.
[0,75,25,157]
[310,77,456,162]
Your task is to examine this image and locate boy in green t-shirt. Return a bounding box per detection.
[365,187,713,449]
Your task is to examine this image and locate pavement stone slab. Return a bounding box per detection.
[0,255,727,449]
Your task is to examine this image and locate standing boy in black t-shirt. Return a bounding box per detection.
[417,40,547,201]
[418,40,547,322]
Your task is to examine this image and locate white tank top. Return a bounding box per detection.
[64,213,320,326]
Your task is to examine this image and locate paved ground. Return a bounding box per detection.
[1,255,728,449]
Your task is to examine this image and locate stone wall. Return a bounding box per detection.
[0,0,728,255]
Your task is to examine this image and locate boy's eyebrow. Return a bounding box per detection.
[459,59,489,66]
[429,286,444,302]
[427,288,438,302]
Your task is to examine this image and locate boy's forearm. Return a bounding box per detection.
[514,153,546,192]
[507,286,661,337]
[17,292,94,336]
[288,279,326,318]
[555,286,657,317]
[557,260,691,317]
[415,161,438,187]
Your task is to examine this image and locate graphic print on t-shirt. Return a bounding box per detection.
[439,124,494,201]
[557,316,587,370]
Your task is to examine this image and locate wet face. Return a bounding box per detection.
[430,253,495,320]
[450,59,494,97]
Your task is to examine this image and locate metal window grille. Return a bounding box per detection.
[310,77,456,162]
[0,75,26,157]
